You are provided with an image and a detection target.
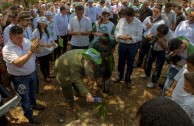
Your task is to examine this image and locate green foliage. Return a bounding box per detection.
[0,2,12,10]
[94,100,109,120]
[25,0,38,5]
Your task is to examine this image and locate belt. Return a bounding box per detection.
[10,71,35,78]
[119,42,137,45]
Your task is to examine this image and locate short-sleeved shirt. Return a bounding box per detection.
[33,29,52,57]
[174,20,194,44]
[115,17,143,44]
[84,6,98,23]
[171,65,190,105]
[2,38,36,76]
[161,10,176,29]
[68,16,92,47]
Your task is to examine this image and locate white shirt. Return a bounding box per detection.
[68,16,92,46]
[54,13,68,36]
[180,95,194,124]
[2,38,36,76]
[32,29,52,57]
[161,10,176,29]
[69,12,76,21]
[174,20,194,44]
[142,16,165,38]
[153,29,174,51]
[47,20,59,41]
[84,6,98,23]
[3,23,15,45]
[24,27,33,41]
[171,65,190,105]
[115,17,143,44]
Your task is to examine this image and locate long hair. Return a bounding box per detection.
[37,23,50,39]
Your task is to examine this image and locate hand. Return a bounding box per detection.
[146,23,152,29]
[51,41,57,47]
[123,34,131,40]
[118,35,123,39]
[46,44,52,48]
[95,32,103,36]
[166,88,174,96]
[146,34,153,40]
[6,9,12,16]
[30,37,40,52]
[86,93,93,102]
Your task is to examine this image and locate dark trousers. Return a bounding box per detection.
[60,35,68,54]
[54,40,59,61]
[11,71,37,119]
[145,50,165,83]
[70,45,88,50]
[37,54,51,79]
[118,43,138,83]
[136,37,150,67]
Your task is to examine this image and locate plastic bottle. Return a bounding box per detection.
[92,96,103,102]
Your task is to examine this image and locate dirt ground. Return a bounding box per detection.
[5,46,167,126]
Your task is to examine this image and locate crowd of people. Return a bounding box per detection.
[0,0,194,125]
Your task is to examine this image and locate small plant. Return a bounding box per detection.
[94,99,109,119]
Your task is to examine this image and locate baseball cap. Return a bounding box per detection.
[18,11,32,19]
[83,48,102,65]
[37,16,48,24]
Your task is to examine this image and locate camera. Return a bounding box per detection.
[149,35,158,45]
[165,53,182,64]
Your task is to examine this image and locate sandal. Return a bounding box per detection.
[48,75,55,78]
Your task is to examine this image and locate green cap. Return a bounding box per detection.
[83,48,102,65]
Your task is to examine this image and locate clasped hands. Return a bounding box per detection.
[118,34,132,40]
[30,37,40,53]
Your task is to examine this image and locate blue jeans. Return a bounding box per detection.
[11,71,37,119]
[118,43,138,83]
[145,50,165,83]
[162,65,179,96]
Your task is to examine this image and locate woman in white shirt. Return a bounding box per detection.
[33,16,56,82]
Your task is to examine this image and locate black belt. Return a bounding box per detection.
[119,42,137,45]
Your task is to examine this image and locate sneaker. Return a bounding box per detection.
[147,82,155,88]
[140,74,148,79]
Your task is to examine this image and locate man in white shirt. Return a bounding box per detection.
[84,0,98,25]
[114,7,143,88]
[55,5,69,54]
[140,24,174,88]
[2,26,42,124]
[68,5,92,49]
[17,11,33,41]
[161,2,176,30]
[174,9,194,44]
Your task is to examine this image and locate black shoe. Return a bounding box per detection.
[28,117,40,124]
[125,82,132,89]
[113,78,121,83]
[134,64,141,68]
[33,104,45,111]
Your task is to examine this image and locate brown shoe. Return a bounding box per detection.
[71,104,81,112]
